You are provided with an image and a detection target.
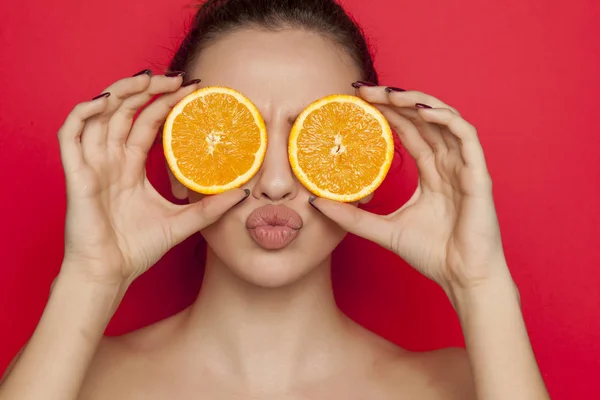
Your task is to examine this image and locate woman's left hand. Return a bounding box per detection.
[310,85,511,292]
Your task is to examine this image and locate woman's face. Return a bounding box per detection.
[171,28,367,287]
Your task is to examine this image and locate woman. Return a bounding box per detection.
[0,0,549,398]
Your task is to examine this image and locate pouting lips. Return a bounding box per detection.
[246,205,303,250]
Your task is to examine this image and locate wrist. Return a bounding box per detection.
[59,258,131,289]
[54,265,129,321]
[444,271,520,315]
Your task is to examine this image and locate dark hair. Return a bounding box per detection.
[168,0,378,84]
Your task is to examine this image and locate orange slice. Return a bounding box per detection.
[163,86,267,194]
[289,95,394,202]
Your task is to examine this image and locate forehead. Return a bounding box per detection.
[190,28,361,118]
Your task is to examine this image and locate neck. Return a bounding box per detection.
[181,247,353,392]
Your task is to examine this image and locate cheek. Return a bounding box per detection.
[307,216,347,253]
[200,211,240,246]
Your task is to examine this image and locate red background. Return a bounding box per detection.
[1,0,599,398]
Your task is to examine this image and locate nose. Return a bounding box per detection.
[251,122,298,202]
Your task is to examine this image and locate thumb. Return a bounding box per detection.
[309,196,392,249]
[170,188,250,243]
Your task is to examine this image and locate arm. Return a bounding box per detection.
[0,271,125,400]
[0,71,245,400]
[309,84,550,399]
[449,274,549,400]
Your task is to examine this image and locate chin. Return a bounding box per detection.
[202,224,345,289]
[231,249,325,288]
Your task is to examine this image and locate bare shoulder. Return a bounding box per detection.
[77,336,133,400]
[377,346,476,400]
[404,347,475,399]
[78,313,186,400]
[350,324,475,400]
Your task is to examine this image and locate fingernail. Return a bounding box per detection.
[165,71,186,78]
[132,69,152,77]
[385,86,406,93]
[415,103,433,109]
[308,196,323,214]
[182,78,201,87]
[92,92,111,100]
[234,189,250,207]
[351,81,377,88]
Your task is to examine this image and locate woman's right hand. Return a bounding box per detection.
[57,71,248,287]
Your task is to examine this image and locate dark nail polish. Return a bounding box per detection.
[132,69,152,77]
[308,196,323,214]
[165,71,186,77]
[182,78,202,87]
[415,103,433,109]
[234,189,250,207]
[351,81,377,89]
[92,92,111,100]
[385,86,406,93]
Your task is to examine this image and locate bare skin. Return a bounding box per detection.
[0,28,548,400]
[79,314,473,399]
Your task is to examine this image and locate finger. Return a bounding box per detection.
[81,73,153,150]
[357,87,450,153]
[375,105,441,185]
[309,197,393,249]
[57,97,110,173]
[127,80,199,153]
[377,105,431,158]
[356,86,460,115]
[169,189,250,243]
[441,129,464,162]
[400,109,448,154]
[416,107,487,169]
[108,74,198,147]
